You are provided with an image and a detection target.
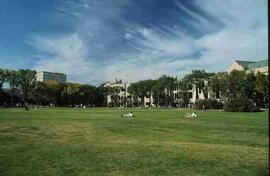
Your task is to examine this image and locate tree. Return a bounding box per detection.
[108,86,122,107]
[0,68,6,90]
[34,81,47,105]
[223,70,246,99]
[94,85,109,107]
[255,72,268,107]
[185,70,214,100]
[6,70,20,105]
[151,75,176,107]
[0,69,7,105]
[243,71,256,99]
[177,77,191,107]
[45,80,64,106]
[128,79,156,107]
[223,70,260,112]
[208,72,227,99]
[17,69,37,105]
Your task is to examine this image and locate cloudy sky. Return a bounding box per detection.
[0,0,268,84]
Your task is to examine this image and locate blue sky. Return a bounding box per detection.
[0,0,268,84]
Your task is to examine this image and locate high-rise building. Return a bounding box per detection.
[36,71,67,83]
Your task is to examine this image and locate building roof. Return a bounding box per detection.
[235,60,256,69]
[235,59,268,69]
[37,71,66,76]
[248,59,268,69]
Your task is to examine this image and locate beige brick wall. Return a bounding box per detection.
[252,67,268,74]
[227,61,245,72]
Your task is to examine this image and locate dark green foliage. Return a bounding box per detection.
[185,70,215,100]
[151,75,177,107]
[224,97,260,112]
[128,76,177,107]
[222,70,267,112]
[0,68,268,111]
[17,69,37,104]
[0,69,108,107]
[196,99,224,110]
[255,72,268,108]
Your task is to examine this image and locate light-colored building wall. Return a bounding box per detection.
[104,81,155,107]
[143,95,154,107]
[104,82,131,107]
[227,60,268,75]
[189,83,208,104]
[249,67,268,75]
[227,61,245,72]
[173,84,205,105]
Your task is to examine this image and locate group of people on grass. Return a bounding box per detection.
[121,112,134,118]
[24,102,204,119]
[121,111,200,118]
[120,103,207,118]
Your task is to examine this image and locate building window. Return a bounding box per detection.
[188,92,192,98]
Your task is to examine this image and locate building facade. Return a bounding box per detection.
[103,80,131,107]
[36,71,67,83]
[227,59,268,74]
[173,81,211,106]
[104,59,268,108]
[104,80,154,107]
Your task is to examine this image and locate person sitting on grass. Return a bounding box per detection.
[191,112,197,118]
[121,112,134,118]
[185,112,197,118]
[25,103,29,111]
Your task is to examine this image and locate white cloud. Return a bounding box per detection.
[103,0,267,81]
[129,26,200,59]
[192,0,268,71]
[124,33,132,40]
[29,33,100,83]
[172,0,217,31]
[28,0,267,84]
[84,4,89,9]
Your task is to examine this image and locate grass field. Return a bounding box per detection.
[0,108,268,176]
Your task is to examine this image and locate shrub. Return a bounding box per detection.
[224,97,260,112]
[195,99,223,110]
[211,99,224,109]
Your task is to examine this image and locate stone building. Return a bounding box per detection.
[227,59,268,74]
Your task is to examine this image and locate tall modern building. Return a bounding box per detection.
[36,71,67,83]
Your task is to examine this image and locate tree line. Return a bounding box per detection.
[0,68,268,111]
[0,69,108,107]
[127,70,268,112]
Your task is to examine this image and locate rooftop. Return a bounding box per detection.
[235,59,268,69]
[248,60,268,69]
[235,60,256,69]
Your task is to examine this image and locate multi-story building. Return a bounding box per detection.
[173,82,209,106]
[36,71,67,83]
[103,80,131,107]
[104,59,267,108]
[104,79,154,107]
[174,59,268,106]
[143,95,154,107]
[227,59,268,74]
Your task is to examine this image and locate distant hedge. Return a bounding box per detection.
[224,97,260,112]
[195,99,223,110]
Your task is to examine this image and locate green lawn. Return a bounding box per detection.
[0,108,268,176]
